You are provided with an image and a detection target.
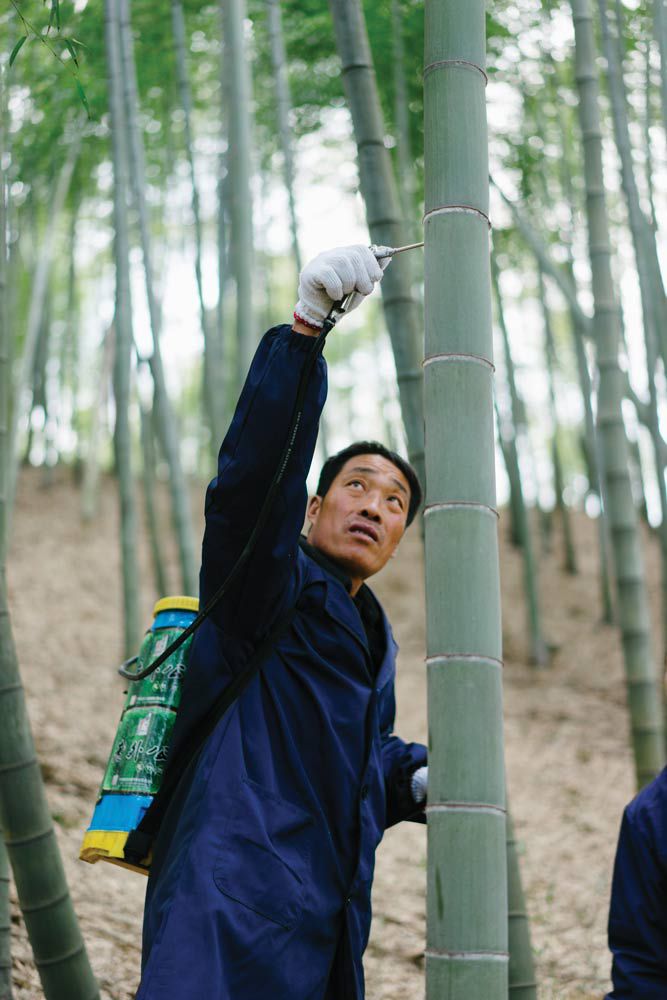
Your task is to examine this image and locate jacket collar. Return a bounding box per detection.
[298,537,397,690]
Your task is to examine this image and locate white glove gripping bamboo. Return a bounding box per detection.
[410,765,428,805]
[294,244,390,330]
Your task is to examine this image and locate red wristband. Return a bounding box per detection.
[293,311,322,332]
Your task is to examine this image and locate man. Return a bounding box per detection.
[136,245,428,1000]
[607,766,667,997]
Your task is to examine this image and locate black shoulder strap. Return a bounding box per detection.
[123,606,297,867]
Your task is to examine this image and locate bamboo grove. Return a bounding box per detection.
[1,0,667,996]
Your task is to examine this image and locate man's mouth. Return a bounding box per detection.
[348,521,379,543]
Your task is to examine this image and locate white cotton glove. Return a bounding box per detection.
[294,244,390,330]
[410,765,428,805]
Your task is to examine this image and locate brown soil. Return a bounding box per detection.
[6,468,648,998]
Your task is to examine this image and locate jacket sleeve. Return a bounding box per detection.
[200,325,327,640]
[607,776,667,998]
[379,683,427,829]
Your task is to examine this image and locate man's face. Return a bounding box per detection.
[306,454,410,593]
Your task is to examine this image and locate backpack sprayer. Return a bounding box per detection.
[79,241,424,874]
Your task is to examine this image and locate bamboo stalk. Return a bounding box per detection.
[538,267,577,575]
[506,808,538,1000]
[139,391,169,598]
[0,834,11,1000]
[105,0,141,655]
[598,0,667,374]
[0,572,99,999]
[6,131,81,535]
[327,0,425,497]
[118,0,198,597]
[654,0,667,133]
[492,257,548,668]
[171,0,226,452]
[220,0,255,388]
[266,0,302,279]
[570,0,665,787]
[81,326,113,523]
[423,3,508,997]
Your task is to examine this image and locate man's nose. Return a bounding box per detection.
[360,495,382,520]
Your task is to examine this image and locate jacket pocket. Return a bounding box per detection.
[213,777,313,930]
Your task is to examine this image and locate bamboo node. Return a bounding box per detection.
[340,61,375,76]
[427,802,506,817]
[424,501,499,519]
[425,948,509,962]
[426,653,503,670]
[35,941,86,969]
[5,827,54,849]
[423,59,488,86]
[423,204,491,228]
[0,682,23,698]
[423,352,494,372]
[21,888,70,916]
[0,756,38,777]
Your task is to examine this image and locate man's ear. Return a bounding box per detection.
[306,495,322,530]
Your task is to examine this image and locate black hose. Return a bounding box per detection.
[119,311,337,681]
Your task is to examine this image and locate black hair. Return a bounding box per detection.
[315,440,422,526]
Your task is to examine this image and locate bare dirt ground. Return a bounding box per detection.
[5,468,649,998]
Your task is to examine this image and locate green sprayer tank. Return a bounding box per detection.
[80,596,198,874]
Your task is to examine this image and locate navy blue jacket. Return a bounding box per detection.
[136,325,427,1000]
[607,766,667,997]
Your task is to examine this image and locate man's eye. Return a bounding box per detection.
[348,480,363,488]
[388,495,403,507]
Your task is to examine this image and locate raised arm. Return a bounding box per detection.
[201,245,386,641]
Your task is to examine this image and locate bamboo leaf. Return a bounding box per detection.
[75,79,91,118]
[9,36,27,67]
[64,38,79,66]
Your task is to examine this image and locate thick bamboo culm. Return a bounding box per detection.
[423,2,508,998]
[327,0,425,495]
[570,0,665,787]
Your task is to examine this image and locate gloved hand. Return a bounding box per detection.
[294,244,390,330]
[410,765,428,805]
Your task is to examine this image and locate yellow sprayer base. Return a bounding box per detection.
[80,829,150,876]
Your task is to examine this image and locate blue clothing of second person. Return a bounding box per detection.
[135,325,427,1000]
[607,765,667,997]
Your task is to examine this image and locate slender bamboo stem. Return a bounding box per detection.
[266,0,302,278]
[105,0,141,655]
[506,808,538,1000]
[571,0,665,787]
[6,132,81,536]
[139,391,169,598]
[538,268,577,575]
[598,0,667,374]
[171,0,226,452]
[81,326,114,523]
[423,3,507,997]
[118,0,198,596]
[220,0,255,388]
[0,834,11,1000]
[654,0,667,133]
[492,258,548,668]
